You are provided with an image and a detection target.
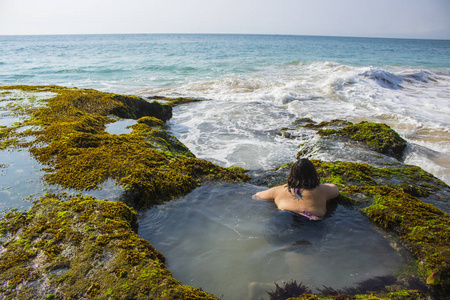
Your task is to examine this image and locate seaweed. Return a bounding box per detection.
[266,278,423,300]
[318,276,397,296]
[362,187,450,296]
[267,280,312,300]
[0,194,217,299]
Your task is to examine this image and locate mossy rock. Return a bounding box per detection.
[0,194,217,300]
[318,122,407,160]
[252,160,448,201]
[0,85,172,121]
[0,85,249,207]
[136,116,164,127]
[301,119,353,129]
[313,160,448,198]
[147,95,205,107]
[361,187,450,294]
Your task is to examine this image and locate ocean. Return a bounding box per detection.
[1,33,450,184]
[1,33,450,299]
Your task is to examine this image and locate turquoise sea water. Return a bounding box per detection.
[1,34,450,90]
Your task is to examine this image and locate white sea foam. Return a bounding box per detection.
[157,62,450,183]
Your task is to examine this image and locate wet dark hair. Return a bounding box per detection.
[287,158,320,191]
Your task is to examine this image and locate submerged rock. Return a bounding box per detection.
[147,95,205,107]
[277,119,352,139]
[302,119,353,130]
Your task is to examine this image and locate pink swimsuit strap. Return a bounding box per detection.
[297,210,321,221]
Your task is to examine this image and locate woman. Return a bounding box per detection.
[249,159,339,298]
[252,158,339,220]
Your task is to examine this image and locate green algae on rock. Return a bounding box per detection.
[317,122,407,160]
[301,119,353,130]
[0,85,249,207]
[147,95,205,107]
[0,194,217,299]
[252,159,448,201]
[313,160,448,198]
[357,186,449,290]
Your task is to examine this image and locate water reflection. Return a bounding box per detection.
[105,118,137,135]
[138,182,406,300]
[0,148,124,215]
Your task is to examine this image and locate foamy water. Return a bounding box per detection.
[146,62,450,183]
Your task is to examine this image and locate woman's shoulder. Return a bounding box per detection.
[253,184,287,201]
[319,183,338,189]
[273,184,289,194]
[317,183,340,199]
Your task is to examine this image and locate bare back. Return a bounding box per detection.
[253,183,339,219]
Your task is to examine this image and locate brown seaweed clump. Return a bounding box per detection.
[267,277,423,300]
[0,194,217,299]
[0,85,249,207]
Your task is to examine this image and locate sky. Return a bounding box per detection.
[0,0,449,39]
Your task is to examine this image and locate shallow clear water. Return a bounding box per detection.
[0,149,44,212]
[0,147,125,215]
[104,118,137,135]
[138,182,405,300]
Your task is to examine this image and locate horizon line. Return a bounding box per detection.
[1,32,449,41]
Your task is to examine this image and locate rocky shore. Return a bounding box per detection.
[1,86,449,299]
